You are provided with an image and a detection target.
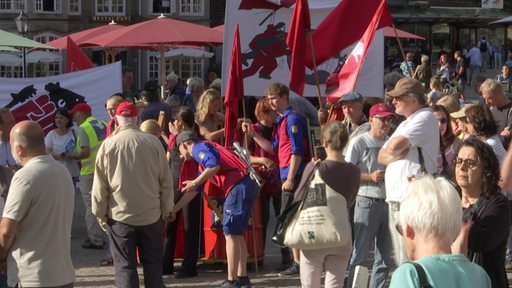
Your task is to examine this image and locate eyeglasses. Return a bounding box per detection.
[375,116,394,123]
[438,118,448,125]
[455,157,479,169]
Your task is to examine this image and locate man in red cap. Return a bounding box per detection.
[345,103,395,288]
[92,101,173,287]
[66,102,108,251]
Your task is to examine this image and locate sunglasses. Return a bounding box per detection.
[375,116,394,123]
[438,118,448,125]
[455,157,479,169]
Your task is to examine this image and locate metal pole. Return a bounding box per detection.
[22,46,26,78]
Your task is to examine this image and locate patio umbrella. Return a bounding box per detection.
[26,51,63,63]
[382,27,425,40]
[0,53,21,66]
[83,14,223,92]
[0,29,54,49]
[162,48,214,59]
[0,46,19,52]
[45,20,125,49]
[489,15,512,25]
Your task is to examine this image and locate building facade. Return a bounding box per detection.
[388,0,512,69]
[0,0,219,91]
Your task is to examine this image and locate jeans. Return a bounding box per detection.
[388,201,408,266]
[467,64,481,86]
[347,196,393,288]
[79,174,107,246]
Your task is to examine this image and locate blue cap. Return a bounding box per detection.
[338,91,363,104]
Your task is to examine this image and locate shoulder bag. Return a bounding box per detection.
[283,163,351,249]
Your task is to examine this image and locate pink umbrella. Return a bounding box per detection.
[382,26,425,40]
[83,15,223,91]
[45,21,125,49]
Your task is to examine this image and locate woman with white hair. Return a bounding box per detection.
[390,175,491,288]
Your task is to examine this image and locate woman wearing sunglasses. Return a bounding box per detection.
[430,104,461,179]
[452,138,510,288]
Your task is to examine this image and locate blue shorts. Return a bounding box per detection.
[222,175,259,235]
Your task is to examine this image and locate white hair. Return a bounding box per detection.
[400,175,462,244]
[115,115,139,126]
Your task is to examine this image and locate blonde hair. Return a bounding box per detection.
[195,88,221,124]
[140,119,161,137]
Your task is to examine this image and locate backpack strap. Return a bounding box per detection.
[408,262,433,288]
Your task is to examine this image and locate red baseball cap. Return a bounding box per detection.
[68,103,91,114]
[369,103,395,118]
[115,101,138,117]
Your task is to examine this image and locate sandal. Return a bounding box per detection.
[99,258,113,266]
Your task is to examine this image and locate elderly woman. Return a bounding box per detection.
[452,138,510,288]
[295,121,360,288]
[390,175,491,288]
[464,105,507,164]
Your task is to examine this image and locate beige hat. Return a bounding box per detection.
[386,78,425,98]
[450,104,474,119]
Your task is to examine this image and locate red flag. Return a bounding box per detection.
[328,0,386,103]
[66,36,94,73]
[305,0,392,68]
[286,0,311,96]
[224,24,244,148]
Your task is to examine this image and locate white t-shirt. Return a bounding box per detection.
[384,108,439,202]
[44,129,80,178]
[3,155,75,286]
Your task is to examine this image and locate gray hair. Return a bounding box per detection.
[400,175,462,244]
[420,54,429,63]
[480,78,504,97]
[115,115,138,126]
[384,71,404,87]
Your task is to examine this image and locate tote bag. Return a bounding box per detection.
[283,168,350,250]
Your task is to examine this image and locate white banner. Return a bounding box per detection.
[222,0,385,98]
[0,62,122,134]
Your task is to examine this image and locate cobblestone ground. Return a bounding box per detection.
[72,68,507,287]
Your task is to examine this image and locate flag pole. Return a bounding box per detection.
[307,30,324,113]
[392,24,413,77]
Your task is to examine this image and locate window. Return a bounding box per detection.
[0,66,21,78]
[0,0,24,11]
[34,0,61,12]
[32,33,62,76]
[69,0,80,14]
[147,52,204,85]
[152,0,171,14]
[180,0,203,16]
[95,0,124,15]
[429,0,480,7]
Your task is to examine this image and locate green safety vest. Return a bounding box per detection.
[77,116,107,176]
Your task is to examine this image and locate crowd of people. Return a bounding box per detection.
[1,51,512,288]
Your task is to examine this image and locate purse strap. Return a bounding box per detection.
[417,147,427,174]
[297,161,321,210]
[408,262,433,288]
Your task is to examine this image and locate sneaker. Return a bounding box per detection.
[237,276,251,288]
[279,262,300,277]
[219,279,239,288]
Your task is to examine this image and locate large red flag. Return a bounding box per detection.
[305,0,392,68]
[66,36,94,73]
[286,0,311,96]
[328,0,387,103]
[224,24,243,148]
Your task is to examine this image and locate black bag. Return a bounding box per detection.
[271,200,302,247]
[271,162,319,247]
